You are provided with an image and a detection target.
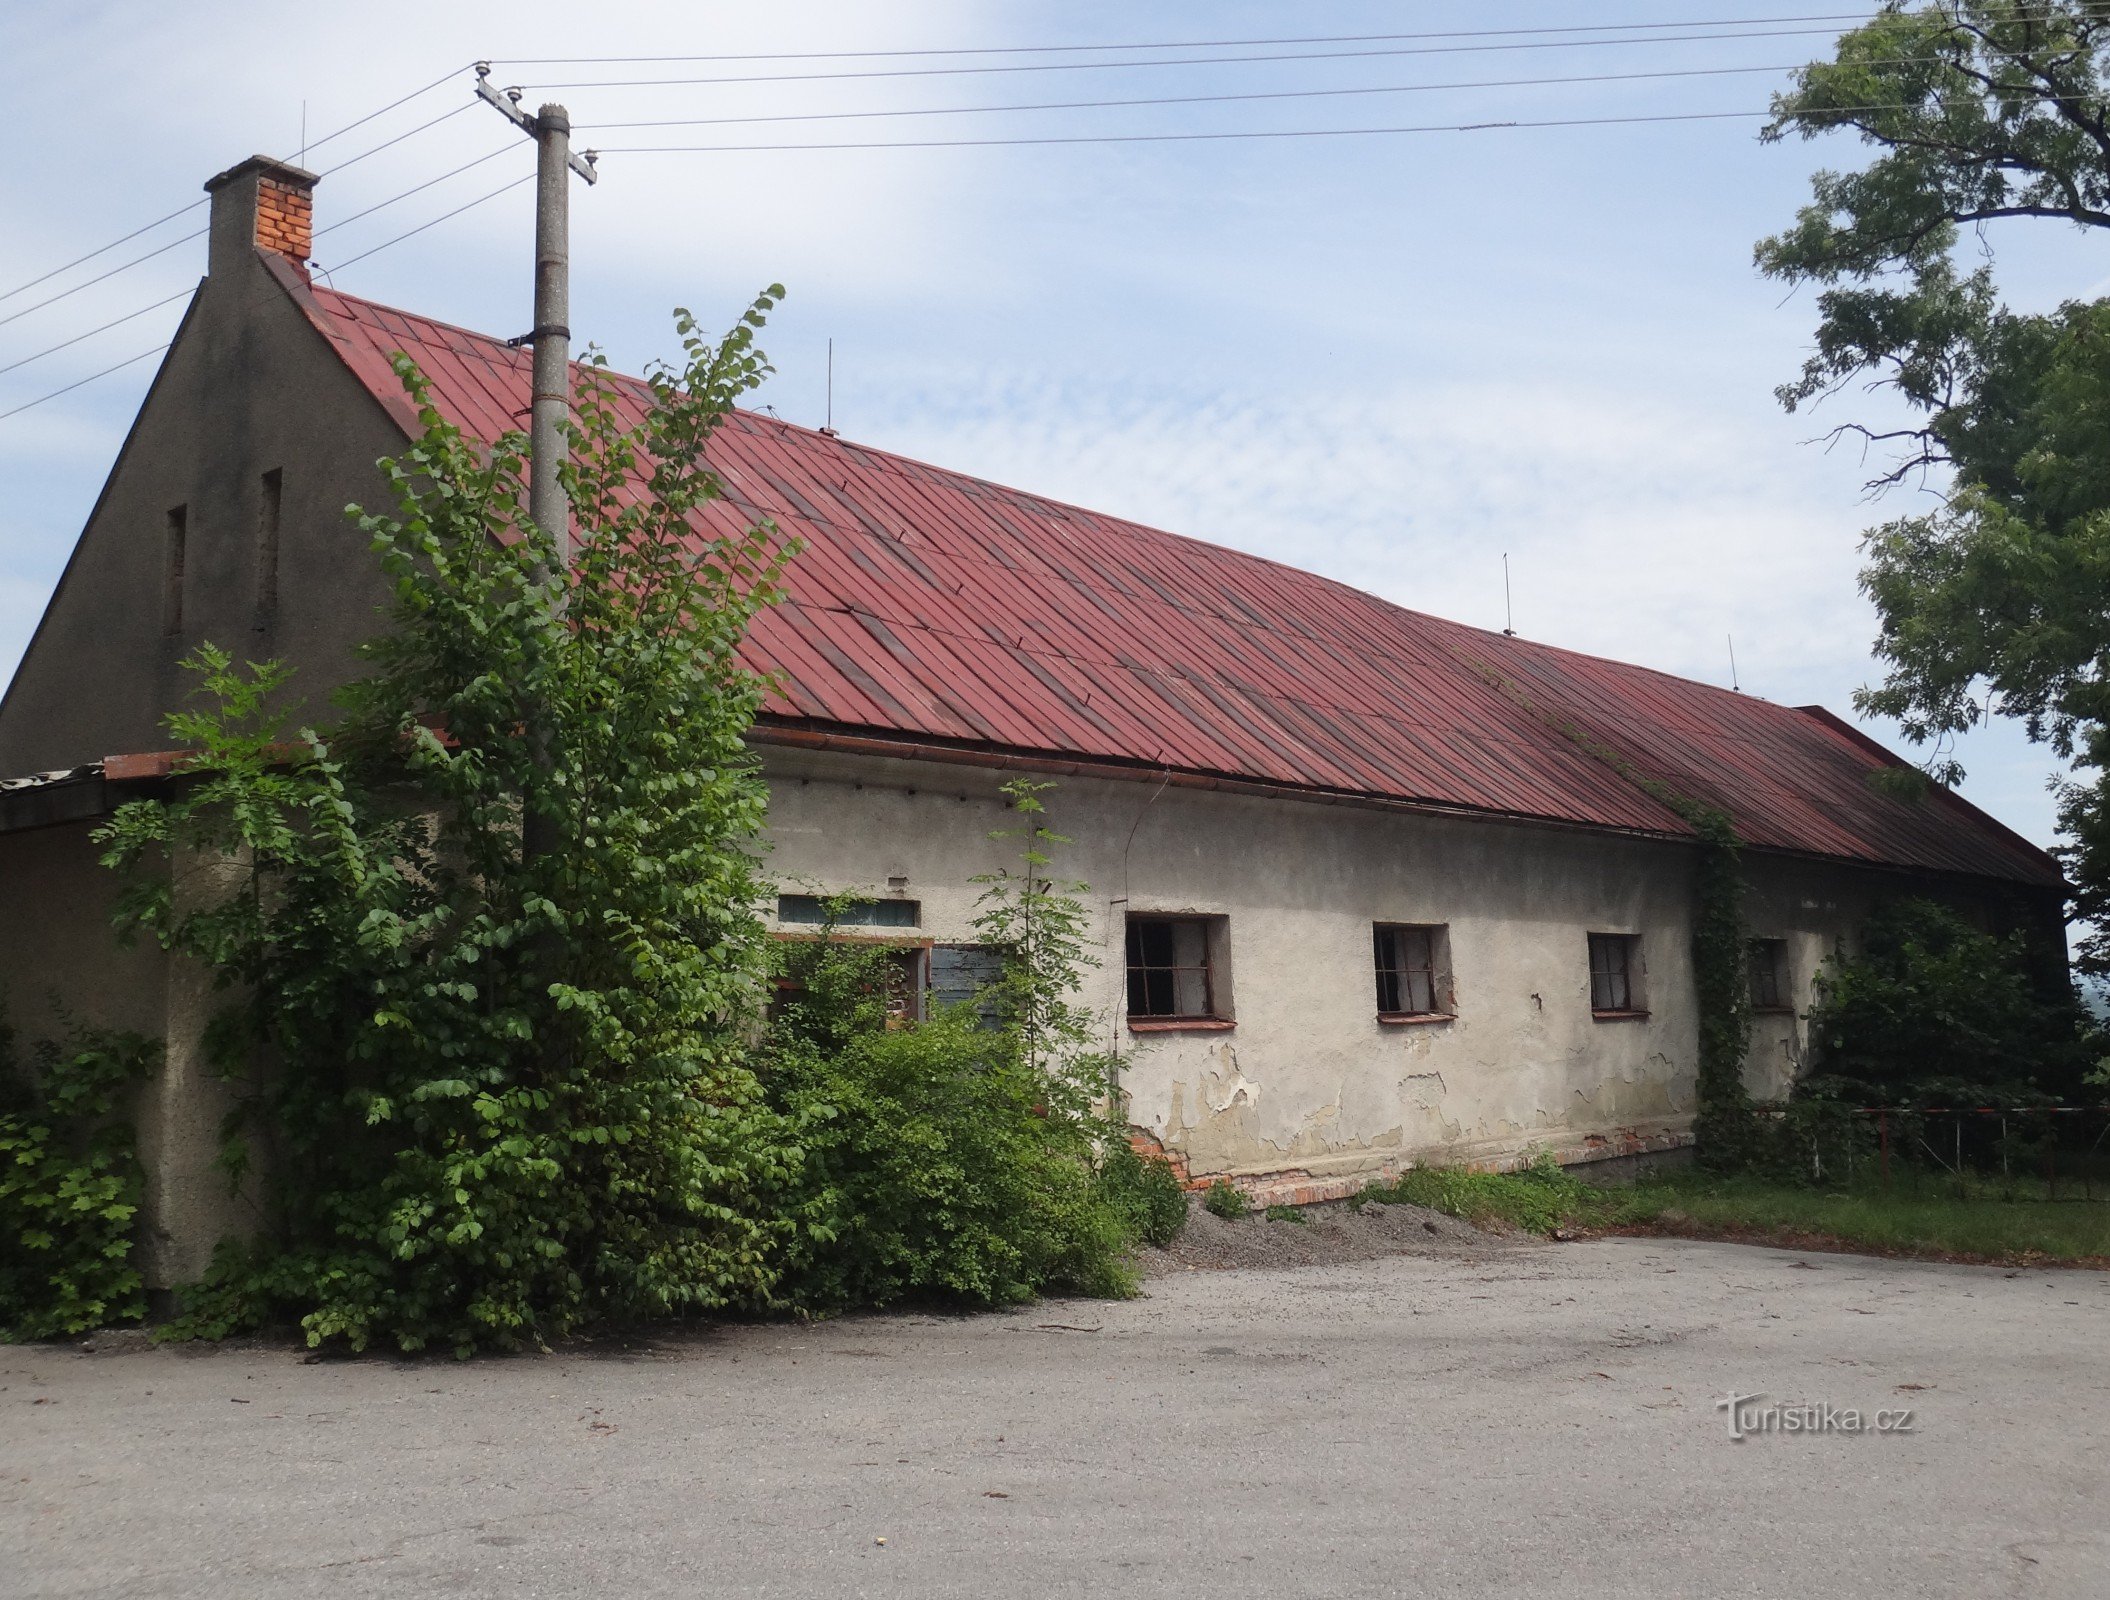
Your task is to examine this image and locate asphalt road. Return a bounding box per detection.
[5,1237,2106,1599]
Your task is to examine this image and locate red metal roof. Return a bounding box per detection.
[283,265,2058,888]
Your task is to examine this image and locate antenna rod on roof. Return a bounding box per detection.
[821,336,838,437]
[1502,553,1516,637]
[1728,633,1741,693]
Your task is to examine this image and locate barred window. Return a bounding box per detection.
[776,893,919,928]
[1374,924,1448,1018]
[1126,916,1224,1021]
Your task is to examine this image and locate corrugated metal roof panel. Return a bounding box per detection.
[292,277,2059,887]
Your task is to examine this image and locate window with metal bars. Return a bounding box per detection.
[1125,915,1223,1022]
[776,893,920,928]
[1588,932,1645,1016]
[1374,924,1448,1018]
[1748,938,1790,1012]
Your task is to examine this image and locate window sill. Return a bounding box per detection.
[1751,1005,1796,1016]
[1377,1011,1454,1026]
[1127,1017,1235,1033]
[1591,1009,1651,1022]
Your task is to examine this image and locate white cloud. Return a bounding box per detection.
[870,369,1870,690]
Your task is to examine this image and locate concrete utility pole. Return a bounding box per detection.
[475,67,598,865]
[530,103,576,562]
[475,65,598,563]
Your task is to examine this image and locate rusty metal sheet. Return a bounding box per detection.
[292,281,2059,887]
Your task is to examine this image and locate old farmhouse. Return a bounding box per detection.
[0,158,2065,1287]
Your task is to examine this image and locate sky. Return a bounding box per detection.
[2,1,2100,852]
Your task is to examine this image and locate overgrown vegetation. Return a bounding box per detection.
[1698,898,2105,1186]
[103,295,817,1354]
[94,296,1173,1351]
[1099,1138,1190,1248]
[754,789,1169,1311]
[1638,1172,2110,1263]
[1803,899,2100,1105]
[0,1008,159,1340]
[1360,1154,1610,1236]
[1683,808,1758,1165]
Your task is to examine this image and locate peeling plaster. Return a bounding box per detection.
[751,745,2007,1187]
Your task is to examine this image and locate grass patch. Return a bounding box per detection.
[1627,1174,2110,1266]
[1202,1179,1250,1221]
[1360,1157,1630,1235]
[1359,1156,2110,1267]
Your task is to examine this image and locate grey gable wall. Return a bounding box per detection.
[0,249,408,774]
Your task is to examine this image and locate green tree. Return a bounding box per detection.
[1805,898,2099,1103]
[99,293,807,1354]
[1759,2,2110,969]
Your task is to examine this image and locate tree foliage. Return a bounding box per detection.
[101,295,806,1354]
[0,1011,158,1341]
[1804,898,2100,1103]
[95,302,1168,1349]
[1760,2,2110,968]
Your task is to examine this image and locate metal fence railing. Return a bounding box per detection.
[1855,1105,2110,1199]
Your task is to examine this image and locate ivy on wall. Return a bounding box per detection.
[0,1010,159,1340]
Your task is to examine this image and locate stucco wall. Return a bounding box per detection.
[0,250,404,776]
[0,820,254,1287]
[759,745,1712,1188]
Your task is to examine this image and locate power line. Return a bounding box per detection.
[491,11,1899,65]
[0,290,192,379]
[597,104,1858,155]
[0,344,170,423]
[324,169,535,272]
[315,101,476,179]
[0,200,206,308]
[513,25,1901,90]
[0,146,523,379]
[2,163,527,426]
[312,144,519,239]
[299,61,478,158]
[0,229,206,332]
[0,65,473,313]
[572,59,1858,132]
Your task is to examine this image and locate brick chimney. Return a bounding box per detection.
[204,155,318,280]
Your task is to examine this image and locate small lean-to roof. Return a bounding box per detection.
[283,264,2058,888]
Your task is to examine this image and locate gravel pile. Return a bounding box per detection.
[1137,1195,1535,1276]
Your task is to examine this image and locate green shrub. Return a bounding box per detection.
[1805,899,2100,1106]
[1264,1203,1308,1225]
[1099,1138,1189,1247]
[1203,1178,1250,1220]
[754,783,1143,1310]
[764,1003,1132,1307]
[0,1014,158,1341]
